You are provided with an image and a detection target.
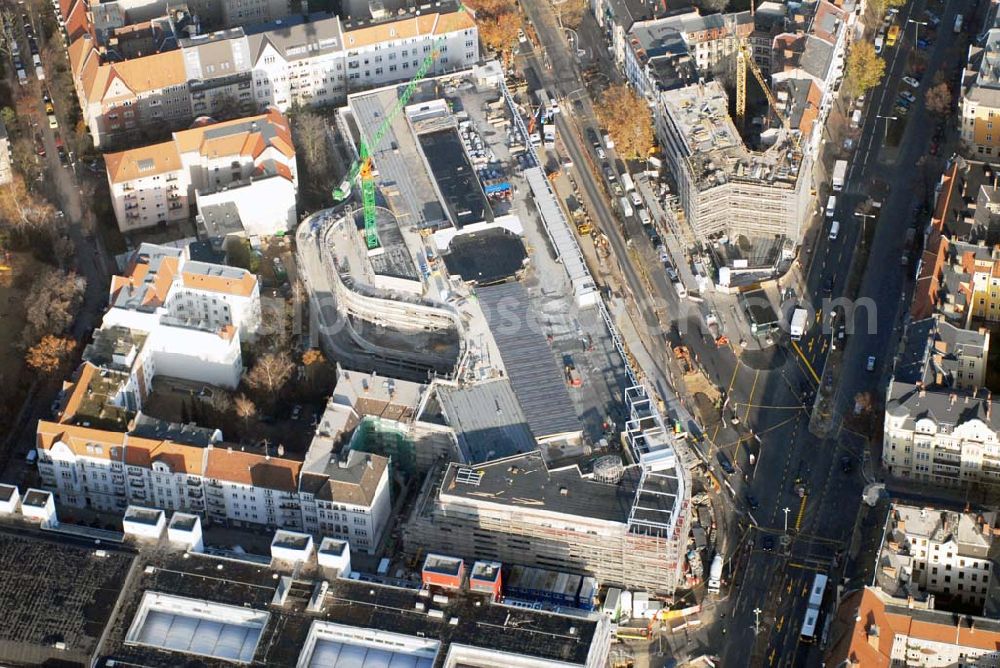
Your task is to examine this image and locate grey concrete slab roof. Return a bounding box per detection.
[477,282,581,439]
[436,379,537,464]
[439,451,637,524]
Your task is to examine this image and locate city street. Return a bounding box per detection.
[521,0,968,663]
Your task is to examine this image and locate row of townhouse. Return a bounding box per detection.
[104,107,298,233]
[35,415,391,553]
[66,3,478,148]
[58,0,292,45]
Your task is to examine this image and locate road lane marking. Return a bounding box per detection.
[791,339,821,385]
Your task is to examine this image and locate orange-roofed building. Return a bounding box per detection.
[826,586,1000,668]
[105,107,298,234]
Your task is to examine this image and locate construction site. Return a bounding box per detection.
[657,80,812,275]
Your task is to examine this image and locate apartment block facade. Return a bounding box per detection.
[67,6,478,148]
[105,108,297,233]
[878,504,997,612]
[961,17,1000,157]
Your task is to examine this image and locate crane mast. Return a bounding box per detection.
[331,33,449,249]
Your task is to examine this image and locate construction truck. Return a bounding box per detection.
[790,307,808,341]
[706,312,727,347]
[673,345,693,375]
[563,354,582,387]
[707,554,724,595]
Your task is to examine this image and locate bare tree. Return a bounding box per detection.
[924,83,953,116]
[23,268,86,345]
[0,175,58,236]
[245,351,295,404]
[293,111,329,172]
[234,394,257,433]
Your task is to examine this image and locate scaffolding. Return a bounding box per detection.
[349,417,417,475]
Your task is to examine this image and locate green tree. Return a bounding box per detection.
[0,107,15,127]
[844,42,886,98]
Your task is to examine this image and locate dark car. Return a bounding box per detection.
[745,494,760,511]
[586,128,600,147]
[823,277,834,296]
[840,456,854,473]
[761,535,776,551]
[56,145,68,165]
[716,451,736,475]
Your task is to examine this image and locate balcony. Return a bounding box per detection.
[187,488,203,499]
[186,478,202,487]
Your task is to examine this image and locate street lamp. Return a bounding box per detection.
[907,19,927,44]
[875,114,897,144]
[753,607,762,635]
[783,507,791,533]
[855,212,876,246]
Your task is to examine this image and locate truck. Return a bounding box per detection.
[602,131,614,149]
[619,196,633,218]
[621,172,635,192]
[832,160,847,191]
[790,307,808,341]
[707,555,724,595]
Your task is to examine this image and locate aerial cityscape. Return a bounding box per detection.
[0,0,993,664]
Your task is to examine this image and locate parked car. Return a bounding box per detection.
[899,90,917,104]
[603,164,616,181]
[596,147,606,160]
[902,76,920,88]
[761,535,776,551]
[745,494,760,511]
[666,266,678,281]
[586,128,600,147]
[840,456,854,473]
[716,451,736,475]
[47,112,57,129]
[866,355,877,372]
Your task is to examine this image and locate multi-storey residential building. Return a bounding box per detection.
[655,81,810,256]
[35,377,392,553]
[883,316,998,490]
[875,504,998,612]
[0,119,12,186]
[221,0,289,28]
[67,4,478,148]
[105,108,297,233]
[622,10,752,98]
[961,19,1000,157]
[825,587,1000,666]
[98,243,261,389]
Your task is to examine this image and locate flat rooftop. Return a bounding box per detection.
[439,451,640,524]
[99,545,604,666]
[0,526,135,666]
[477,282,581,439]
[419,129,491,228]
[436,378,537,464]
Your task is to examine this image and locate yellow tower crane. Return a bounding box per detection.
[734,38,801,153]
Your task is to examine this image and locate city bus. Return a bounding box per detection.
[800,573,828,642]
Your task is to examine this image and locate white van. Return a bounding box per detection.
[673,280,688,299]
[826,195,837,218]
[850,109,862,128]
[955,14,963,33]
[638,208,651,225]
[829,220,840,240]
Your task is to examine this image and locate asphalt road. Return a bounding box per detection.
[520,0,966,664]
[724,0,970,663]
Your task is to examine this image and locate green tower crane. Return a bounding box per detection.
[332,34,449,250]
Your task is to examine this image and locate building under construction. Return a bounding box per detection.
[402,386,692,595]
[656,81,812,256]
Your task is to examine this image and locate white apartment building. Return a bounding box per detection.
[105,108,297,233]
[877,504,997,612]
[67,4,478,148]
[97,243,260,389]
[36,410,392,553]
[883,317,999,490]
